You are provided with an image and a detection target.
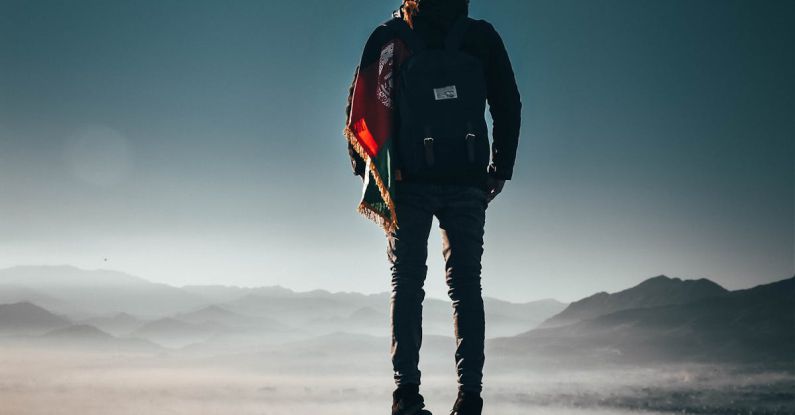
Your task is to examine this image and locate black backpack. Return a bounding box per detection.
[388,16,490,181]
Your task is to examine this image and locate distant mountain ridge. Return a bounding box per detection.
[0,301,71,335]
[491,275,795,367]
[0,265,567,348]
[0,265,208,318]
[0,265,562,319]
[539,274,728,328]
[1,265,791,367]
[77,312,145,336]
[0,284,89,316]
[129,317,226,348]
[37,324,161,352]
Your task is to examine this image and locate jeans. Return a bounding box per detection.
[387,180,488,393]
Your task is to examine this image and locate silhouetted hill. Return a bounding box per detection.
[179,284,298,303]
[173,304,287,331]
[44,323,116,341]
[0,265,209,318]
[484,297,568,334]
[130,317,228,348]
[0,284,91,318]
[77,312,146,336]
[539,275,728,328]
[223,293,366,328]
[0,301,71,335]
[491,276,795,367]
[227,289,566,339]
[0,265,565,342]
[348,306,384,323]
[184,283,566,337]
[38,324,161,352]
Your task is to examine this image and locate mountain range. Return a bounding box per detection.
[0,266,208,318]
[0,265,791,367]
[538,275,729,328]
[0,265,565,348]
[490,275,794,368]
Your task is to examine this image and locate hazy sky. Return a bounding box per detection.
[0,0,792,303]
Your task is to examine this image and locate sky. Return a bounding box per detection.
[0,0,792,303]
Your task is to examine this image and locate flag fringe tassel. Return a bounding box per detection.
[343,125,398,234]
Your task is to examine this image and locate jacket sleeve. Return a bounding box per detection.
[483,22,522,180]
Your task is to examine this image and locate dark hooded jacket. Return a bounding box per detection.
[347,3,522,184]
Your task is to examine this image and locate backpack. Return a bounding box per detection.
[388,16,490,181]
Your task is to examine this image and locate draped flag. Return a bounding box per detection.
[343,16,412,233]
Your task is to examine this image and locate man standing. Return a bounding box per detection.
[345,1,521,414]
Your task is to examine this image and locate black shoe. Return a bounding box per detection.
[449,390,482,415]
[392,384,432,415]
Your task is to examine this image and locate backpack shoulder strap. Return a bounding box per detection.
[444,16,471,51]
[385,17,426,53]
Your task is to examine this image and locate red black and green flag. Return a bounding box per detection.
[344,16,412,233]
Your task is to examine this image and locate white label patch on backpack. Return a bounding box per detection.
[433,85,458,100]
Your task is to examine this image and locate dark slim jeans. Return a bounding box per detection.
[388,180,488,393]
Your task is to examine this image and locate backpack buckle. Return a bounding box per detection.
[423,137,435,166]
